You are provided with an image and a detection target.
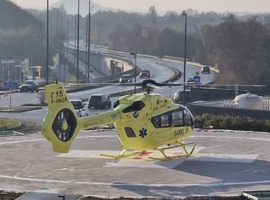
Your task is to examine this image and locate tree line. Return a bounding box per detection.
[92,9,270,88]
[1,0,270,89]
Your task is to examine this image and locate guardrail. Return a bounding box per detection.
[224,97,270,111]
[0,89,18,99]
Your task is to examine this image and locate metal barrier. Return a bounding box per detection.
[16,125,41,134]
[0,90,19,99]
[223,100,239,108]
[263,97,270,110]
[0,130,23,137]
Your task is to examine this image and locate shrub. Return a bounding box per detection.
[194,113,270,132]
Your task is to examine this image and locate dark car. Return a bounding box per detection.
[173,90,191,103]
[19,80,39,92]
[71,99,88,118]
[70,99,84,110]
[89,67,94,72]
[119,74,132,83]
[201,65,210,74]
[140,70,151,79]
[88,94,112,109]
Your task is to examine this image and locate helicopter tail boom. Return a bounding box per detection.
[78,109,121,130]
[41,82,122,153]
[41,83,80,153]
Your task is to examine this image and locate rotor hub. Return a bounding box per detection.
[62,121,68,131]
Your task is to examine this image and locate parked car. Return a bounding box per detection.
[88,94,112,109]
[201,65,210,74]
[19,80,39,92]
[119,74,132,83]
[173,90,191,103]
[140,70,151,79]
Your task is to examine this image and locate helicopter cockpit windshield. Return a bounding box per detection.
[151,106,194,128]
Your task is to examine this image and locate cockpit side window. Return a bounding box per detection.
[151,114,170,128]
[151,106,194,128]
[172,111,184,126]
[151,117,159,128]
[160,114,169,127]
[184,109,192,126]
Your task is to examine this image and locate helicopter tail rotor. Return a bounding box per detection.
[41,83,81,153]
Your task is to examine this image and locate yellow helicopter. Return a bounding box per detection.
[41,79,196,161]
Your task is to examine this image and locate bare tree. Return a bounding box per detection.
[146,6,158,28]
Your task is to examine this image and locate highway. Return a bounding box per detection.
[0,52,216,124]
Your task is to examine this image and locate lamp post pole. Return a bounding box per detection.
[87,0,91,82]
[76,0,80,84]
[46,0,49,85]
[130,52,137,93]
[66,16,69,84]
[182,10,187,106]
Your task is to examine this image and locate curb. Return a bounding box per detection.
[0,106,42,113]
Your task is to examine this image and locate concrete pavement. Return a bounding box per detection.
[0,128,269,199]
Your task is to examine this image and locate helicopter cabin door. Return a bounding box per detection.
[150,106,194,145]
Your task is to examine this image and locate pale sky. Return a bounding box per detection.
[10,0,270,14]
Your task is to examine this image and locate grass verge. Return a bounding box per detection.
[0,118,21,130]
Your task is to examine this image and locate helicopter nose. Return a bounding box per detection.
[188,112,195,129]
[191,115,195,129]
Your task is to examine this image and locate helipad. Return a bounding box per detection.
[0,129,269,199]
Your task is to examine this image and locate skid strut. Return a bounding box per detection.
[100,149,147,159]
[100,141,196,161]
[149,141,196,161]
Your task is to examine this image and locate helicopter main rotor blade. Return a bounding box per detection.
[146,83,163,89]
[155,82,183,87]
[70,79,185,92]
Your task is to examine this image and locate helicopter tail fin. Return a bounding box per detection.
[41,82,80,153]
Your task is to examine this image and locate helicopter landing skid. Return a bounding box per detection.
[100,149,147,159]
[149,142,196,161]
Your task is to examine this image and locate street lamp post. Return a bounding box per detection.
[130,52,137,93]
[87,0,91,82]
[66,16,69,83]
[182,10,187,106]
[76,0,80,84]
[46,0,49,85]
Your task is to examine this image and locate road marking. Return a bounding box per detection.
[0,133,266,194]
[189,153,257,163]
[1,174,270,188]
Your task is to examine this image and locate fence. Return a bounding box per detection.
[0,130,23,137]
[223,100,239,108]
[0,125,41,136]
[224,97,270,111]
[263,97,270,110]
[15,125,41,134]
